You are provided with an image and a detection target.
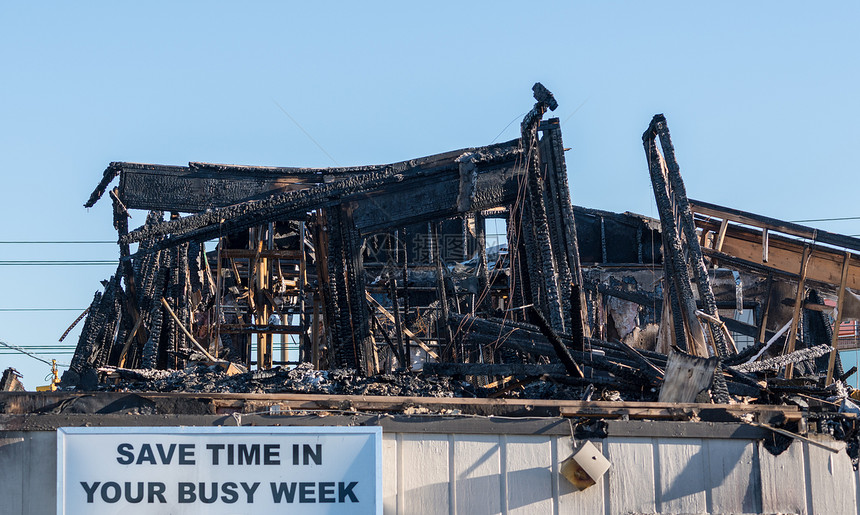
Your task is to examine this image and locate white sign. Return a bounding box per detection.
[57,426,382,514]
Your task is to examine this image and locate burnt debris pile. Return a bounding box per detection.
[63,84,860,412]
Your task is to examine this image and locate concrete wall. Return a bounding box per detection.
[2,429,857,514]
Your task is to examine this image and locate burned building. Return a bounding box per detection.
[5,84,860,514]
[59,84,860,406]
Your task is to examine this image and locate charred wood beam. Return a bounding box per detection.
[88,147,475,211]
[570,284,585,352]
[432,222,455,360]
[644,120,706,356]
[123,167,405,247]
[342,206,372,372]
[529,306,583,378]
[121,144,524,255]
[542,119,584,286]
[350,145,525,234]
[613,339,664,382]
[423,362,567,377]
[459,328,653,384]
[584,280,757,313]
[572,205,662,265]
[646,114,729,358]
[538,122,573,321]
[453,313,671,366]
[521,83,565,333]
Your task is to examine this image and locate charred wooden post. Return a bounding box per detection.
[389,277,406,366]
[530,306,583,378]
[643,121,707,357]
[650,115,730,358]
[540,117,589,336]
[474,211,492,314]
[784,245,811,379]
[519,83,565,333]
[323,205,372,371]
[254,228,273,370]
[432,222,454,360]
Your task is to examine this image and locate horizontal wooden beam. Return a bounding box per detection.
[117,162,325,212]
[690,198,860,253]
[0,391,800,420]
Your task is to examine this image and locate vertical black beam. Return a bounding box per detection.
[475,211,492,313]
[651,114,730,358]
[539,127,573,321]
[433,222,454,360]
[337,204,371,371]
[520,84,565,333]
[643,125,705,356]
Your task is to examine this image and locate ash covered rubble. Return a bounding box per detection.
[54,83,860,460]
[100,362,480,398]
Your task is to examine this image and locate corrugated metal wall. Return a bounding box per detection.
[381,432,858,515]
[2,430,858,514]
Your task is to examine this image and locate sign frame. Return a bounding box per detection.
[57,425,382,515]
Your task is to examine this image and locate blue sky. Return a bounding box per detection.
[1,2,859,386]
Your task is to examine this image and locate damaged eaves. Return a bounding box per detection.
[46,83,860,462]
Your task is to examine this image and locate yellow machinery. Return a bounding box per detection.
[36,359,61,392]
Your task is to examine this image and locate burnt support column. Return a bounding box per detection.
[324,204,371,371]
[520,83,565,333]
[650,115,730,358]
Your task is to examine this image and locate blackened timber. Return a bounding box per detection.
[432,222,454,359]
[458,328,651,384]
[663,232,690,353]
[423,362,567,377]
[521,85,565,333]
[572,205,662,265]
[613,338,665,381]
[389,278,406,364]
[123,166,405,247]
[90,146,476,211]
[451,313,670,366]
[350,145,526,234]
[643,122,707,357]
[122,142,525,252]
[651,115,730,358]
[529,307,583,378]
[538,123,573,321]
[342,206,373,372]
[115,163,328,212]
[570,284,585,352]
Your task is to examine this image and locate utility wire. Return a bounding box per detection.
[0,260,117,266]
[0,339,70,367]
[791,216,860,223]
[0,308,85,312]
[490,112,528,144]
[0,241,114,244]
[272,99,340,166]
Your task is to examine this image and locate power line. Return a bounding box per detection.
[791,216,860,223]
[0,308,85,312]
[0,241,114,244]
[0,339,70,367]
[0,260,117,266]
